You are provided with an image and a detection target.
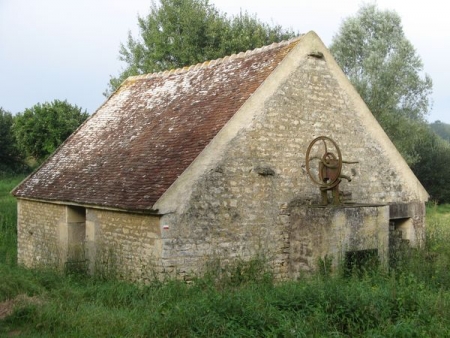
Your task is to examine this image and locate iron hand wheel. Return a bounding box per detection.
[305,136,343,189]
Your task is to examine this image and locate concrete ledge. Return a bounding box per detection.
[389,201,425,219]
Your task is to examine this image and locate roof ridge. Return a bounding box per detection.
[127,35,303,81]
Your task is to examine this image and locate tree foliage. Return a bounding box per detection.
[13,100,88,163]
[106,0,296,95]
[330,3,433,165]
[329,4,450,203]
[429,120,450,143]
[0,108,23,174]
[410,129,450,203]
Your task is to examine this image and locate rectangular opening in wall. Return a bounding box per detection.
[389,218,413,269]
[389,218,413,243]
[344,249,379,277]
[66,206,87,273]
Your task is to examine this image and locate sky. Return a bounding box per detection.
[0,0,448,123]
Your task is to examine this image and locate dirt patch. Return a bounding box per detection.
[0,294,42,320]
[0,298,15,320]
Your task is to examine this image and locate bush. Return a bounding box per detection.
[13,100,88,163]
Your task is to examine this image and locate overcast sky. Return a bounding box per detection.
[1,0,448,123]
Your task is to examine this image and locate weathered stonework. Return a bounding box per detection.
[389,201,426,247]
[85,209,161,281]
[14,32,428,281]
[157,38,427,279]
[17,200,162,281]
[289,205,390,277]
[17,199,65,268]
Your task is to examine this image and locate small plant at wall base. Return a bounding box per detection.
[317,254,333,278]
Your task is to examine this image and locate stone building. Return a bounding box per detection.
[13,32,428,280]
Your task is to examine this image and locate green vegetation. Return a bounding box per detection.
[105,0,296,95]
[2,176,450,336]
[0,108,25,175]
[410,130,450,203]
[0,100,88,176]
[0,175,24,266]
[330,3,450,204]
[13,100,89,164]
[330,3,433,160]
[430,120,450,143]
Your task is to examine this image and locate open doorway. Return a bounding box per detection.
[65,206,87,272]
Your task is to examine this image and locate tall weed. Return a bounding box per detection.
[392,204,450,290]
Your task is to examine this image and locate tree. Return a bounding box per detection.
[429,120,450,143]
[410,129,450,203]
[13,100,89,163]
[329,3,433,165]
[0,108,24,174]
[327,4,450,202]
[105,0,296,95]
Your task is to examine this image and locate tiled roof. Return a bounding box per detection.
[12,37,301,211]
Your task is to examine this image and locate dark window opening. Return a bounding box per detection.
[344,249,379,277]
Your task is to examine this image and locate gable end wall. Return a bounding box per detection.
[159,36,427,279]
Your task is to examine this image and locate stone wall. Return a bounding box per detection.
[17,199,65,267]
[17,199,162,282]
[160,48,427,280]
[288,205,390,278]
[390,201,426,245]
[85,209,161,282]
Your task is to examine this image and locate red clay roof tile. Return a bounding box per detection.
[12,38,300,211]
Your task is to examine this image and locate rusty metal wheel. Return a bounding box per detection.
[305,136,342,189]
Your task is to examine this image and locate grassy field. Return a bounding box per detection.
[1,176,450,337]
[0,175,24,267]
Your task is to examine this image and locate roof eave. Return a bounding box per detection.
[15,196,161,215]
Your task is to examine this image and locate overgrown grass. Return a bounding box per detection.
[2,262,450,337]
[0,175,25,266]
[1,176,450,337]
